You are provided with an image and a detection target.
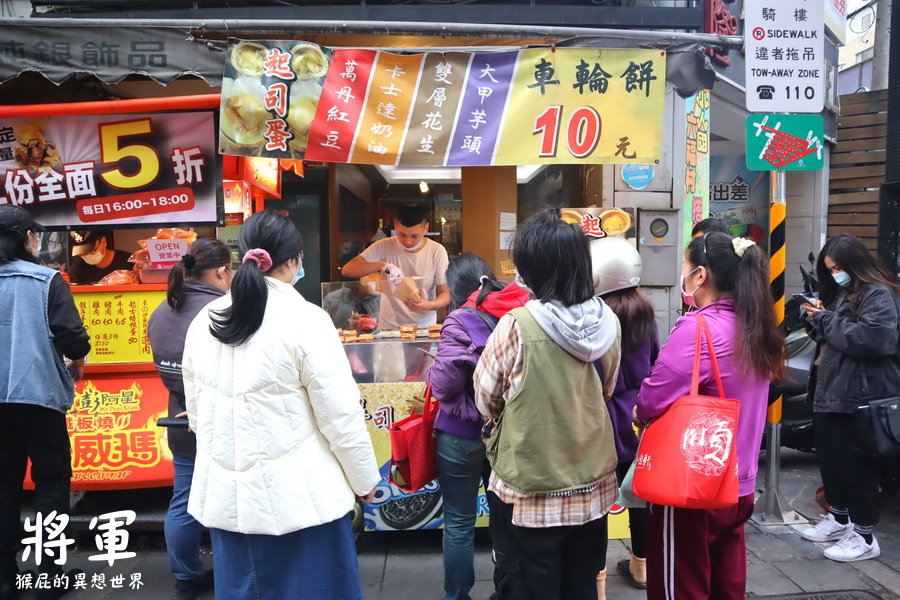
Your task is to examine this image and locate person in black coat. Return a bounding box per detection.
[798,233,900,563]
[148,239,232,600]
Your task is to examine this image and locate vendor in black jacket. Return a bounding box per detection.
[796,233,900,563]
[147,239,232,600]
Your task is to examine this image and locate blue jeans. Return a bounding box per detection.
[435,430,490,600]
[165,455,205,581]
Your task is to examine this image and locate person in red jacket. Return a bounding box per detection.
[426,253,529,600]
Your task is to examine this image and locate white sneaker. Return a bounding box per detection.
[824,530,881,562]
[799,513,852,542]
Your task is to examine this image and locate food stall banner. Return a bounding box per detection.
[26,374,174,491]
[220,40,666,166]
[73,288,165,365]
[0,112,218,228]
[682,89,710,242]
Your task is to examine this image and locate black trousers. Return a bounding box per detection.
[0,403,71,584]
[813,411,880,527]
[488,492,606,600]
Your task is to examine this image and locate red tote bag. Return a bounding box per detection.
[632,315,741,509]
[388,387,438,493]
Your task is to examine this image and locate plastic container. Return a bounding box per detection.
[138,268,171,284]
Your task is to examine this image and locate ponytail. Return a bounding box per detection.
[209,210,302,346]
[446,252,501,310]
[686,232,783,379]
[166,238,231,311]
[733,244,784,380]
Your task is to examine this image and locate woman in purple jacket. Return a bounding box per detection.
[636,233,783,600]
[426,253,529,600]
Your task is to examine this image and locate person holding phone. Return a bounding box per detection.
[797,233,900,562]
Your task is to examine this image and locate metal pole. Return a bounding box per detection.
[0,17,744,50]
[752,170,805,526]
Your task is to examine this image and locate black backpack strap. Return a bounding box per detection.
[459,306,499,332]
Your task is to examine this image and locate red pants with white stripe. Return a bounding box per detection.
[645,494,754,600]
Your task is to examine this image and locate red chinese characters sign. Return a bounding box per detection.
[0,112,218,228]
[25,375,173,491]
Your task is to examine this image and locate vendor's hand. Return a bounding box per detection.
[803,298,824,315]
[403,289,430,311]
[358,488,378,504]
[380,263,403,279]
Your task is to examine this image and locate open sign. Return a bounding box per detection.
[146,238,188,264]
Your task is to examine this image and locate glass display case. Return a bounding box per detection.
[322,281,478,531]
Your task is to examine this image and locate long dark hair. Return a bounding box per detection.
[513,208,594,307]
[167,238,232,311]
[446,252,504,310]
[603,288,656,353]
[817,233,900,311]
[210,210,303,346]
[686,232,783,379]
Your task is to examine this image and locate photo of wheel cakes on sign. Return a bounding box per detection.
[218,41,666,166]
[219,40,333,157]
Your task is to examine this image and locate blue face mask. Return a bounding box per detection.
[832,271,851,287]
[291,261,305,286]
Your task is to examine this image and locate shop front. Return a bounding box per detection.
[1,21,735,535]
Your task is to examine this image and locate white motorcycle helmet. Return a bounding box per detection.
[590,236,642,296]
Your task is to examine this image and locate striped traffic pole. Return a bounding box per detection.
[752,170,802,525]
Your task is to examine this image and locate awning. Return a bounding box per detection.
[0,17,741,90]
[0,25,224,86]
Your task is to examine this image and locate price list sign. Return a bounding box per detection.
[745,0,824,113]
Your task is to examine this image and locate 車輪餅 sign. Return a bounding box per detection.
[745,114,824,171]
[219,40,666,166]
[0,112,218,228]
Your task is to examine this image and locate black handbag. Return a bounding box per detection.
[853,396,900,455]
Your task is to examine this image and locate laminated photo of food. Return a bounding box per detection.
[286,80,324,152]
[229,41,268,77]
[599,208,632,237]
[13,121,61,172]
[290,43,329,80]
[220,77,270,150]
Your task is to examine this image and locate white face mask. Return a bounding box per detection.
[81,248,106,265]
[402,239,425,253]
[26,231,40,258]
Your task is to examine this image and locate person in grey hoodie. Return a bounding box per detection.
[148,238,233,600]
[474,208,621,600]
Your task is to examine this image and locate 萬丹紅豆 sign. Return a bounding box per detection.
[745,0,825,113]
[219,40,666,166]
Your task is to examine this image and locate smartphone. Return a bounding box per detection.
[792,293,815,305]
[417,347,437,359]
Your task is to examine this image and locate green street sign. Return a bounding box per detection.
[745,114,825,171]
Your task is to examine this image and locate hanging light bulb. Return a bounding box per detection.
[419,181,430,194]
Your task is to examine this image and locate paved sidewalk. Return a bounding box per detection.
[13,449,900,599]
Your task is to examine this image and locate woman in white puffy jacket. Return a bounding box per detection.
[182,210,380,600]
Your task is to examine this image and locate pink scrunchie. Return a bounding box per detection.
[242,248,273,271]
